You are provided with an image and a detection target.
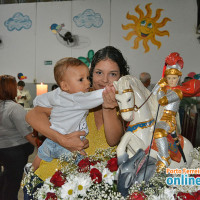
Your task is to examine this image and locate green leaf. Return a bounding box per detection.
[78,56,90,67]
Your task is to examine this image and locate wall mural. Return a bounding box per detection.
[50,23,77,47]
[78,49,95,67]
[4,12,32,31]
[122,3,171,53]
[73,9,103,28]
[50,23,90,49]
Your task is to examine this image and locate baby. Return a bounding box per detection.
[32,57,113,170]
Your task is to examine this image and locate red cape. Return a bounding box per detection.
[170,79,200,97]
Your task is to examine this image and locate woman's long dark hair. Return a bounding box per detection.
[0,75,17,101]
[90,46,130,84]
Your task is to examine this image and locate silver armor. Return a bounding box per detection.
[154,86,183,172]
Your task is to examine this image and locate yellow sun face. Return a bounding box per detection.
[136,18,155,39]
[122,3,171,53]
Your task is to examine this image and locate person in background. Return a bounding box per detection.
[187,72,196,79]
[16,80,32,108]
[139,72,155,91]
[182,76,192,84]
[179,76,199,128]
[0,75,37,200]
[194,73,200,146]
[51,84,58,91]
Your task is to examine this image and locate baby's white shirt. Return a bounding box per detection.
[33,88,104,135]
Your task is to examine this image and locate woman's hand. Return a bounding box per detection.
[102,85,118,109]
[26,107,89,154]
[59,131,89,154]
[102,84,124,146]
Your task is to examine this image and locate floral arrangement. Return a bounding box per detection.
[23,147,200,200]
[23,148,125,200]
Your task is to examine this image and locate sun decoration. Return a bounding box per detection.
[122,3,171,53]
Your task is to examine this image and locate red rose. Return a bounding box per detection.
[78,158,91,173]
[194,174,200,178]
[106,157,118,172]
[50,170,65,187]
[175,192,196,200]
[128,192,147,200]
[90,160,99,166]
[192,190,200,199]
[90,168,102,183]
[45,192,57,200]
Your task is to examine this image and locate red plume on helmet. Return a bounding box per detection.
[162,52,184,77]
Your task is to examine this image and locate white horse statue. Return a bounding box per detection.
[113,75,193,169]
[113,75,194,196]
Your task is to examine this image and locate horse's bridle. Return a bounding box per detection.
[115,89,139,112]
[115,88,152,113]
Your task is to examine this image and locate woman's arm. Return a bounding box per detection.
[102,86,124,146]
[25,133,37,147]
[26,106,89,152]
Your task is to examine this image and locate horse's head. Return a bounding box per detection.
[114,75,158,122]
[113,75,135,121]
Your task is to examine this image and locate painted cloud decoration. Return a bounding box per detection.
[73,9,103,28]
[4,12,32,31]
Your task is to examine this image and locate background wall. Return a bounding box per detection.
[0,0,199,105]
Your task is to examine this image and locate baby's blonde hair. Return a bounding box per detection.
[54,57,86,87]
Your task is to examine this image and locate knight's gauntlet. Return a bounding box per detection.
[158,96,168,106]
[158,78,168,88]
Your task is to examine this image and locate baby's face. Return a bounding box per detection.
[166,75,179,87]
[61,65,90,93]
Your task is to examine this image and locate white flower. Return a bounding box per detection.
[73,174,92,197]
[24,147,200,200]
[36,178,57,199]
[90,161,105,171]
[60,180,77,200]
[102,168,114,185]
[148,187,176,200]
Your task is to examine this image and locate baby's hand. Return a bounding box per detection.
[102,84,117,109]
[107,84,116,92]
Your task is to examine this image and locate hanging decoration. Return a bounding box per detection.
[17,73,27,80]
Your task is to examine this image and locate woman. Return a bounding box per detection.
[85,46,130,155]
[0,75,36,200]
[24,46,130,181]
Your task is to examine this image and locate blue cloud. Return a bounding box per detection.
[73,9,103,28]
[4,12,32,31]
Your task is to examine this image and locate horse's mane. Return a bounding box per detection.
[129,76,159,118]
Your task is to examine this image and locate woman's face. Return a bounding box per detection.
[92,59,120,90]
